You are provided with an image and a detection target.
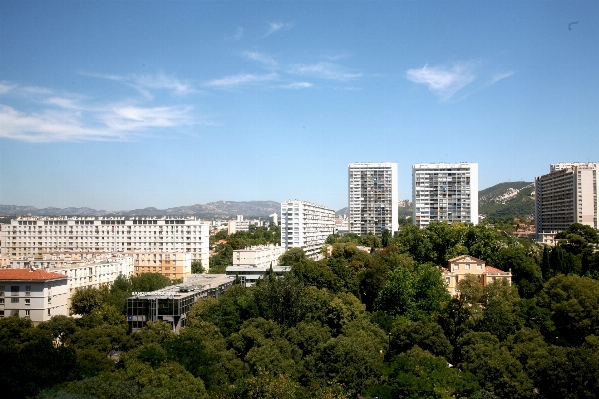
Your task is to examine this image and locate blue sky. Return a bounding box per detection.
[1,1,597,212]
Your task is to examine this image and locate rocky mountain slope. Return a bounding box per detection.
[478,181,535,218]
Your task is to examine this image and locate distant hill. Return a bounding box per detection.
[479,181,535,218]
[0,201,281,219]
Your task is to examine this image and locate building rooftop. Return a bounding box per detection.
[0,269,68,281]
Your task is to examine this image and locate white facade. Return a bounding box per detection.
[225,265,291,287]
[233,244,285,268]
[535,162,598,236]
[412,163,479,227]
[0,217,209,267]
[281,200,335,259]
[0,269,69,324]
[348,162,398,236]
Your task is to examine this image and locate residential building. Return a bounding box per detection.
[0,217,209,267]
[126,274,233,333]
[443,255,512,297]
[233,244,285,268]
[348,162,398,236]
[535,162,598,237]
[281,200,335,259]
[412,163,479,227]
[0,268,69,324]
[225,265,291,287]
[131,252,191,280]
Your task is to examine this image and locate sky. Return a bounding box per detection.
[1,1,598,212]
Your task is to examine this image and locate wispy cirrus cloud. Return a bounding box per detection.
[278,82,313,89]
[406,62,477,101]
[0,78,199,143]
[234,27,244,40]
[491,71,515,84]
[205,73,279,88]
[82,72,195,98]
[265,22,292,37]
[242,51,277,68]
[289,62,361,81]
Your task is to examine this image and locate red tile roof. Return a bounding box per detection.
[485,266,508,274]
[0,269,67,281]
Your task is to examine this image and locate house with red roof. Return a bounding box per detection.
[443,255,512,297]
[0,268,68,324]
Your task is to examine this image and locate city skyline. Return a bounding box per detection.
[1,1,598,212]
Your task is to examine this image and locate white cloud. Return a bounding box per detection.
[279,82,313,89]
[265,22,292,37]
[289,62,361,81]
[406,62,476,100]
[0,78,198,143]
[0,81,18,94]
[205,73,278,88]
[242,51,277,67]
[82,72,194,97]
[491,71,514,84]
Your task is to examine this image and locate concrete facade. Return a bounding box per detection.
[0,269,69,324]
[413,163,479,227]
[233,244,285,268]
[1,217,209,267]
[281,200,335,259]
[535,162,598,237]
[348,162,398,236]
[132,252,191,280]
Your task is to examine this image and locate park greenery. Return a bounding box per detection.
[2,222,599,398]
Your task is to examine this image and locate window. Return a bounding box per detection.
[11,286,19,296]
[465,264,470,270]
[453,264,459,270]
[477,264,482,270]
[11,298,19,303]
[48,309,51,316]
[0,298,3,304]
[25,310,30,317]
[0,285,4,296]
[25,285,31,296]
[445,277,450,285]
[25,299,30,305]
[48,297,51,304]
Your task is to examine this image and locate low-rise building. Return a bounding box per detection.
[131,252,191,280]
[225,265,291,287]
[126,274,233,333]
[443,255,512,297]
[233,244,285,268]
[0,268,69,324]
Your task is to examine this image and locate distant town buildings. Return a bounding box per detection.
[281,200,335,259]
[0,268,69,324]
[443,255,512,297]
[348,162,398,236]
[132,252,191,280]
[412,163,479,227]
[225,265,291,287]
[0,217,209,267]
[535,162,598,238]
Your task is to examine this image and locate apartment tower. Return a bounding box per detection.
[281,200,335,260]
[535,162,598,237]
[412,163,479,228]
[348,162,398,236]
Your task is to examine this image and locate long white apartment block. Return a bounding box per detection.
[281,200,335,260]
[348,162,398,236]
[535,162,598,236]
[412,163,479,227]
[233,244,286,268]
[0,217,209,267]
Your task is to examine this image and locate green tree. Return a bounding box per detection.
[131,273,171,292]
[70,286,106,316]
[279,247,307,266]
[191,260,205,274]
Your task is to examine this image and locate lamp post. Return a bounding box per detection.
[387,332,392,362]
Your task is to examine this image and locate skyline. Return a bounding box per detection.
[1,1,598,211]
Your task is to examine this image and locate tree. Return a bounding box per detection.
[456,274,484,304]
[70,286,106,316]
[374,268,416,317]
[131,273,171,292]
[191,260,205,274]
[381,229,392,247]
[279,247,306,266]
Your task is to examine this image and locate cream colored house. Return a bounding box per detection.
[443,255,512,297]
[233,244,285,268]
[0,269,69,325]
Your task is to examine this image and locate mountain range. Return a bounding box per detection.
[0,182,536,220]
